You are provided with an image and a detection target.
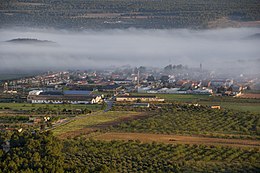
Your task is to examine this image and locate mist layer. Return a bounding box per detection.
[0,27,259,74]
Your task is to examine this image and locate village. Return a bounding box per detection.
[0,64,259,105]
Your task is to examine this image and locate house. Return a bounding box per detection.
[209,79,233,89]
[209,79,226,88]
[211,105,221,109]
[116,95,164,102]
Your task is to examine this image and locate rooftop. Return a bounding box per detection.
[63,90,92,95]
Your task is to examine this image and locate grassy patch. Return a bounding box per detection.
[199,101,260,113]
[0,103,101,111]
[52,111,141,137]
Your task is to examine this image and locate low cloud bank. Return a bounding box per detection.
[0,27,259,74]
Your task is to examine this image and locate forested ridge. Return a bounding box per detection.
[1,0,259,29]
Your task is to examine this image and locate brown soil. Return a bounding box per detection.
[238,93,260,99]
[94,132,260,148]
[58,128,98,139]
[93,112,149,128]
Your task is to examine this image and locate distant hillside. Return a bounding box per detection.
[6,38,55,44]
[0,0,259,29]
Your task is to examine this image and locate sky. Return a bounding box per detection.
[0,27,259,74]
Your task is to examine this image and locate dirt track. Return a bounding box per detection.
[94,132,260,148]
[238,93,260,99]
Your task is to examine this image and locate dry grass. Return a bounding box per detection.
[238,93,260,99]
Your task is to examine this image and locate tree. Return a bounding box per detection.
[0,131,64,172]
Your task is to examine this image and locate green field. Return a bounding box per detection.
[157,94,210,102]
[199,101,260,113]
[52,111,140,136]
[0,103,101,111]
[111,104,260,139]
[132,93,260,113]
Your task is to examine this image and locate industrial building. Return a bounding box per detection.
[27,90,102,104]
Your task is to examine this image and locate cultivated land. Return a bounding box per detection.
[63,139,260,173]
[112,105,260,138]
[48,101,260,149]
[52,111,144,138]
[0,102,103,130]
[0,103,101,112]
[94,132,260,148]
[1,98,259,172]
[132,93,260,113]
[1,94,259,172]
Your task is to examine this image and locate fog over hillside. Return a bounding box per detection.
[0,27,259,74]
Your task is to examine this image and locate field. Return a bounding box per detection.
[94,132,260,148]
[52,111,144,138]
[1,96,260,172]
[63,139,260,173]
[238,93,260,99]
[0,103,101,112]
[199,101,260,113]
[0,103,103,129]
[111,105,260,139]
[133,93,260,113]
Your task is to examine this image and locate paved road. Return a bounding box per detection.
[104,100,114,112]
[104,96,115,112]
